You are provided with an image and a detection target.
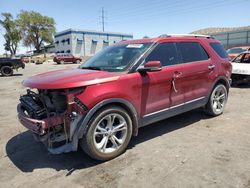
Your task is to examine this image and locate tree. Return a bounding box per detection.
[17,11,56,52]
[0,13,21,56]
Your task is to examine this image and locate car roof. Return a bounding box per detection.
[119,34,220,44]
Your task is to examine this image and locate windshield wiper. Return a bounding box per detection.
[80,66,102,71]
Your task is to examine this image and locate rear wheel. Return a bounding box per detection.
[204,84,228,116]
[76,60,81,64]
[1,66,13,76]
[60,60,64,64]
[80,106,132,161]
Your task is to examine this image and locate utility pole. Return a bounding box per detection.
[101,7,105,32]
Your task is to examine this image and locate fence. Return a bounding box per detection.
[211,30,250,49]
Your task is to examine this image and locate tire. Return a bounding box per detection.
[60,60,64,64]
[76,60,81,64]
[1,66,13,76]
[80,106,133,161]
[204,84,228,116]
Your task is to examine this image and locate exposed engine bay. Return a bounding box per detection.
[18,88,87,154]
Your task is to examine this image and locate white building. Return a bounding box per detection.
[54,29,133,56]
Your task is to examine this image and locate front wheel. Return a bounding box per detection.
[204,84,228,116]
[80,106,132,161]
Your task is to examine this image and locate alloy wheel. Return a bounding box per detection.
[211,85,227,113]
[93,113,128,154]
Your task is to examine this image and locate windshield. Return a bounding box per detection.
[79,43,152,72]
[227,48,246,54]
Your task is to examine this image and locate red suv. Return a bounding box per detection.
[53,54,82,64]
[17,34,232,161]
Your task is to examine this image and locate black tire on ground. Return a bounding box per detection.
[76,60,81,64]
[204,84,228,116]
[60,60,64,64]
[80,106,133,161]
[1,66,13,76]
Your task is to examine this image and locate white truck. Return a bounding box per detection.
[231,52,250,85]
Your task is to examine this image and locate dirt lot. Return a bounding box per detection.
[0,62,250,188]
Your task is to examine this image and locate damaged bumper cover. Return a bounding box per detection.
[17,104,64,135]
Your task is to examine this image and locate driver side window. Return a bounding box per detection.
[234,54,244,63]
[145,42,179,67]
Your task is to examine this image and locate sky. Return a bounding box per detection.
[0,0,250,54]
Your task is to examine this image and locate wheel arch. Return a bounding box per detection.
[213,76,230,93]
[0,63,13,68]
[206,76,230,103]
[76,98,140,139]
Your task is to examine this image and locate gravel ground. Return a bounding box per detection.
[0,62,250,188]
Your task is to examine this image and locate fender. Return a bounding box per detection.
[75,98,140,139]
[206,75,231,103]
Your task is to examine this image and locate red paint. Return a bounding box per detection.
[22,36,231,119]
[22,69,120,89]
[144,61,161,68]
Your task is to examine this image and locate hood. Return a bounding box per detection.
[23,68,120,89]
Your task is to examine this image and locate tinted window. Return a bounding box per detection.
[177,42,209,63]
[146,43,179,66]
[210,43,228,58]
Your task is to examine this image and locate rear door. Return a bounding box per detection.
[175,41,215,103]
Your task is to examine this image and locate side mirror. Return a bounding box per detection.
[138,61,162,72]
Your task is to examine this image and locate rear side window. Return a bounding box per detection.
[146,42,179,66]
[176,42,209,63]
[210,43,228,58]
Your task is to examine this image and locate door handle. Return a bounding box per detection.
[173,71,182,78]
[172,71,182,93]
[208,64,215,70]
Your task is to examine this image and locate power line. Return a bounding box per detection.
[107,0,246,23]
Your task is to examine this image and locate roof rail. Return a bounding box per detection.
[158,34,214,39]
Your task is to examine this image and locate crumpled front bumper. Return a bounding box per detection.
[17,104,64,135]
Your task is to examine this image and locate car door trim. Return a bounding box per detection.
[141,96,206,127]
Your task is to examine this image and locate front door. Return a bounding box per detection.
[141,42,182,120]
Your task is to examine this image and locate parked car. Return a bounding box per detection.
[21,56,30,63]
[53,54,82,64]
[0,57,25,76]
[227,46,250,59]
[30,54,49,64]
[231,51,250,85]
[17,34,231,161]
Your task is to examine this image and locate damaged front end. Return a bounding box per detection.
[17,88,87,154]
